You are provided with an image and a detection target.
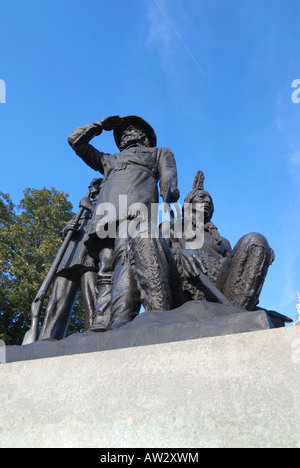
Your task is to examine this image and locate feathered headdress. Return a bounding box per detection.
[184,170,207,203]
[192,170,205,191]
[183,170,214,221]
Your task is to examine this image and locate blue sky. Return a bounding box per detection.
[1,0,300,322]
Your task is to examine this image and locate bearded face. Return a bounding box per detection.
[119,125,150,150]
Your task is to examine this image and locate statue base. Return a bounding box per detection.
[6,300,277,363]
[1,325,300,448]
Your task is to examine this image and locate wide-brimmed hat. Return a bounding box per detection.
[114,115,157,148]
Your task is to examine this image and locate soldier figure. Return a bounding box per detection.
[68,115,180,330]
[39,178,102,340]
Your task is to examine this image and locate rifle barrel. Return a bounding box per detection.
[22,194,90,345]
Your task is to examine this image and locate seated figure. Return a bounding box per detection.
[130,170,275,314]
[162,170,275,311]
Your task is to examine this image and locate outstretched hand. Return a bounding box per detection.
[179,249,208,279]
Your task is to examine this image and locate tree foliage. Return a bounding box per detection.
[0,188,85,345]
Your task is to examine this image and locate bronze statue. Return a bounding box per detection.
[22,116,287,346]
[68,115,180,330]
[168,170,275,310]
[129,170,275,316]
[39,178,102,340]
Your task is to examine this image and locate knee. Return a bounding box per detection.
[240,232,268,247]
[235,232,275,265]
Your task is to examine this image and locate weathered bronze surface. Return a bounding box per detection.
[21,115,291,345]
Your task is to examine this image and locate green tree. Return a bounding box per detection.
[0,188,85,345]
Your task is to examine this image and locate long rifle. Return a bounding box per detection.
[195,268,232,306]
[22,193,91,345]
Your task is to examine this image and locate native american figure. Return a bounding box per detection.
[129,170,275,314]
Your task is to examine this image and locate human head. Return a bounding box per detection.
[184,171,214,223]
[118,125,150,150]
[114,115,157,150]
[88,178,103,199]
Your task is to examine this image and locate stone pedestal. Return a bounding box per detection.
[5,301,276,363]
[1,326,299,448]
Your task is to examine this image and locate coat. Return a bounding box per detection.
[68,122,179,243]
[56,207,98,277]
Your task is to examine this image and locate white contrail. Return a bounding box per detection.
[151,0,208,80]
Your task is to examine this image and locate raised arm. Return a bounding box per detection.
[68,121,109,174]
